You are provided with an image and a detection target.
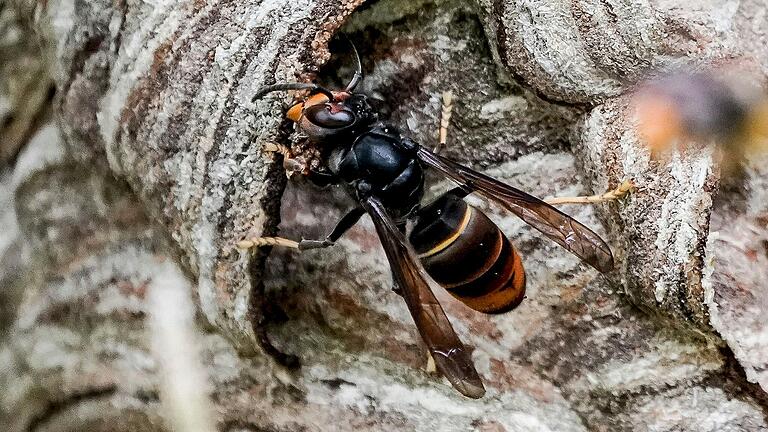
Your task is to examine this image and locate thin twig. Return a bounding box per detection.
[237,236,300,250]
[545,179,636,205]
[433,91,454,153]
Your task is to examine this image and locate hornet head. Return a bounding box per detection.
[253,39,377,142]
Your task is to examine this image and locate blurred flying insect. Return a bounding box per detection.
[633,71,768,165]
[241,41,628,398]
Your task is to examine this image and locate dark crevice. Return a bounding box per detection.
[320,377,356,389]
[247,114,291,366]
[313,1,574,169]
[133,388,160,403]
[60,33,106,102]
[1,86,54,167]
[220,419,307,432]
[26,384,118,432]
[702,346,768,424]
[112,0,129,57]
[2,113,15,128]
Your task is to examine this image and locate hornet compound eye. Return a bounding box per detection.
[303,104,355,128]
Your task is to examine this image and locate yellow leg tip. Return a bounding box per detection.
[236,240,254,249]
[426,353,437,374]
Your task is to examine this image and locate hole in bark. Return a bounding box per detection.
[314,0,577,166]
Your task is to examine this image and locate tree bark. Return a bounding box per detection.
[2,0,768,431]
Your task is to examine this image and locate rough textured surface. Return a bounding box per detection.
[707,153,768,394]
[475,0,768,105]
[265,156,764,431]
[0,1,53,166]
[31,0,365,350]
[475,0,768,332]
[576,98,718,329]
[2,0,768,431]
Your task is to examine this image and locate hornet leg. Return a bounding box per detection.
[544,179,636,205]
[237,207,365,251]
[432,90,454,154]
[426,352,437,374]
[429,91,635,205]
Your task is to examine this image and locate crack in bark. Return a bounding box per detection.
[704,346,768,425]
[25,384,118,432]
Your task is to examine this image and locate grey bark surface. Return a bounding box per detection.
[2,0,768,431]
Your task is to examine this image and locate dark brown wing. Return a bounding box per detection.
[361,196,486,399]
[417,147,614,273]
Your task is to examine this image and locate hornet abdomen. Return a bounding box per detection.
[408,193,526,314]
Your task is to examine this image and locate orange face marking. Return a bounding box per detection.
[286,92,331,123]
[305,93,330,107]
[287,103,304,122]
